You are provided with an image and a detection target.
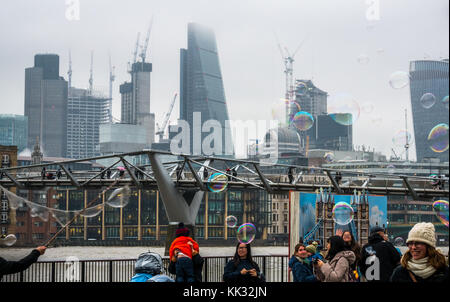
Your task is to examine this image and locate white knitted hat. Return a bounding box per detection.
[406,222,436,248]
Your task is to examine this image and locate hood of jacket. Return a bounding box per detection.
[331,250,356,266]
[368,232,385,244]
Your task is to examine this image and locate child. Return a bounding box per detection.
[169,223,199,282]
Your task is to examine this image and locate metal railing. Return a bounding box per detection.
[1,255,289,282]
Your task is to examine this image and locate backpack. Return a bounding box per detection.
[135,251,163,275]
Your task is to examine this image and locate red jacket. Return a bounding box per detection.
[169,236,199,260]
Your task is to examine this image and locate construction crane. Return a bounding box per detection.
[139,18,153,63]
[128,32,141,73]
[108,53,115,123]
[88,50,93,95]
[156,93,178,142]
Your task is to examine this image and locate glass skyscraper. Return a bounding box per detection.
[409,59,449,162]
[179,23,233,156]
[0,115,28,152]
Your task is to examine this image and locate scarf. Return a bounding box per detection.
[407,257,436,279]
[295,256,311,266]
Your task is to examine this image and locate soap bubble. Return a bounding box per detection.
[387,164,396,174]
[357,54,370,64]
[1,186,26,210]
[80,204,104,218]
[50,208,79,227]
[0,234,17,247]
[237,223,256,244]
[392,130,411,147]
[207,173,228,193]
[361,102,374,114]
[106,186,131,208]
[394,237,404,246]
[26,201,50,222]
[332,202,354,225]
[442,96,449,109]
[328,93,360,125]
[429,174,439,186]
[296,81,309,95]
[226,216,238,228]
[432,200,449,228]
[427,123,449,153]
[389,71,410,89]
[291,111,314,131]
[323,152,335,163]
[420,93,436,109]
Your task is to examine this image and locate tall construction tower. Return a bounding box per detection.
[405,108,410,162]
[68,50,72,98]
[88,50,93,95]
[109,53,115,123]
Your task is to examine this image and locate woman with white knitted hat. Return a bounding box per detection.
[390,222,448,282]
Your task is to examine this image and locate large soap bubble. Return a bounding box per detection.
[80,204,104,218]
[392,130,411,147]
[389,71,410,89]
[394,237,404,247]
[237,223,256,244]
[332,202,354,225]
[291,111,314,131]
[328,93,360,126]
[0,186,26,210]
[0,234,17,247]
[106,186,131,208]
[432,200,449,228]
[207,173,228,193]
[420,93,436,109]
[226,215,238,228]
[427,123,449,153]
[442,96,449,109]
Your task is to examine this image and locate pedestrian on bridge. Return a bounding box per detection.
[0,246,46,280]
[390,222,448,283]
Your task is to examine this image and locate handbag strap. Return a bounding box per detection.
[408,270,418,283]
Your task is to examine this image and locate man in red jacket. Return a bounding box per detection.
[169,223,199,282]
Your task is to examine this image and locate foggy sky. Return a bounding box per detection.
[0,0,448,159]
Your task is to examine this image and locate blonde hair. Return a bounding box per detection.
[401,244,447,270]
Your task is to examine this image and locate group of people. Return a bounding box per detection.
[1,222,447,283]
[290,222,448,282]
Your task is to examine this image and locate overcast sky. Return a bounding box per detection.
[0,0,448,160]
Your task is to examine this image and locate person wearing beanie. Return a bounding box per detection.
[391,222,448,282]
[359,225,400,282]
[169,222,200,282]
[288,243,319,282]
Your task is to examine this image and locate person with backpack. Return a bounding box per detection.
[130,251,174,282]
[359,226,400,282]
[168,242,204,282]
[390,222,448,282]
[314,236,356,282]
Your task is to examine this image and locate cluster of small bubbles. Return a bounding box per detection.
[226,215,238,228]
[332,202,354,225]
[392,130,411,147]
[207,173,228,193]
[432,200,449,228]
[389,71,410,89]
[427,123,449,153]
[394,237,404,247]
[420,93,436,109]
[290,111,314,131]
[357,54,370,64]
[237,223,257,244]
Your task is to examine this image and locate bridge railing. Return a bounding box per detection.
[1,255,290,282]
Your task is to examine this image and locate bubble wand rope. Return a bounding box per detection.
[44,176,124,247]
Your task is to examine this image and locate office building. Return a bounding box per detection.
[409,59,449,162]
[0,115,28,153]
[293,79,328,120]
[24,54,68,158]
[305,114,353,151]
[178,23,233,156]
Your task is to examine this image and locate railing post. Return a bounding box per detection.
[109,260,113,282]
[19,271,23,282]
[263,256,267,281]
[81,261,85,282]
[281,256,284,282]
[51,262,56,282]
[204,258,208,282]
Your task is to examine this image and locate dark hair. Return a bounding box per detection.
[293,243,305,256]
[233,242,257,268]
[342,231,361,262]
[326,236,347,261]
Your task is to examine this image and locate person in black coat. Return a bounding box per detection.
[359,226,400,282]
[168,249,204,282]
[0,246,46,280]
[289,243,319,282]
[223,242,265,283]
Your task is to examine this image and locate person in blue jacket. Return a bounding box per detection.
[289,243,319,282]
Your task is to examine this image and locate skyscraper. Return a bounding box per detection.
[178,23,233,155]
[293,80,328,119]
[0,114,28,153]
[24,54,68,157]
[66,87,110,159]
[409,59,449,162]
[120,62,154,146]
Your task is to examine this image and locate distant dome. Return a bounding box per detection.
[263,127,301,154]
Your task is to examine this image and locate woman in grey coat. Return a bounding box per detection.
[315,236,356,282]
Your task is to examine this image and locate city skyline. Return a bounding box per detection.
[0,0,449,160]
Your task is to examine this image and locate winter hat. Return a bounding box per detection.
[406,222,436,248]
[370,226,385,235]
[305,244,317,254]
[312,241,319,247]
[175,222,190,237]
